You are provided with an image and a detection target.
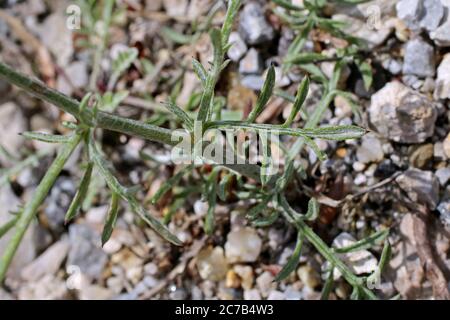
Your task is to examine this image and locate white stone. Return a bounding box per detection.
[225,227,262,263]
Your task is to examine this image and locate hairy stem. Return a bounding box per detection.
[0,133,82,283]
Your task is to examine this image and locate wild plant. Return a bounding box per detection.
[0,0,391,299]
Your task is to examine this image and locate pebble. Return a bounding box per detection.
[437,201,450,226]
[162,0,188,18]
[267,290,286,300]
[369,81,437,144]
[227,32,247,62]
[239,48,263,75]
[354,173,367,186]
[225,227,262,263]
[0,102,26,162]
[241,74,265,91]
[420,0,445,31]
[243,288,262,300]
[44,177,76,233]
[430,17,450,47]
[409,144,434,168]
[233,265,254,290]
[66,224,108,281]
[356,134,384,164]
[435,54,450,99]
[297,265,321,289]
[21,239,69,282]
[196,246,228,281]
[444,133,450,158]
[238,1,274,45]
[396,168,440,209]
[402,38,435,78]
[56,61,89,96]
[382,58,403,75]
[396,0,423,30]
[436,167,450,186]
[256,271,276,298]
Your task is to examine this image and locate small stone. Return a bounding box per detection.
[353,161,366,172]
[403,38,435,77]
[396,168,440,209]
[145,0,162,11]
[225,270,241,288]
[44,177,76,233]
[437,201,450,226]
[409,144,434,168]
[297,265,321,289]
[356,134,384,164]
[193,200,208,217]
[382,58,403,75]
[56,61,89,96]
[243,289,262,300]
[430,17,450,47]
[241,75,265,91]
[443,133,450,158]
[225,227,262,263]
[227,32,247,62]
[435,54,450,100]
[162,0,188,18]
[21,239,69,282]
[354,173,367,186]
[420,0,444,31]
[267,290,286,300]
[239,1,274,45]
[332,232,378,277]
[436,167,450,186]
[334,94,354,119]
[434,142,447,160]
[256,271,276,298]
[67,224,108,281]
[196,246,228,281]
[284,285,302,300]
[239,48,263,75]
[233,265,254,290]
[0,102,26,162]
[396,0,423,30]
[369,81,437,144]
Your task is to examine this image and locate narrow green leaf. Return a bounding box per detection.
[247,65,276,123]
[284,76,309,127]
[304,197,319,221]
[335,229,389,254]
[192,59,207,86]
[161,27,194,44]
[367,239,391,289]
[321,267,335,300]
[302,136,326,161]
[356,59,373,91]
[272,0,304,11]
[64,162,94,223]
[246,197,272,221]
[274,231,304,281]
[204,169,219,235]
[252,210,279,227]
[285,53,331,65]
[21,132,72,144]
[218,173,233,201]
[259,131,273,186]
[221,0,242,48]
[0,216,19,239]
[163,100,194,130]
[151,165,193,204]
[101,192,120,246]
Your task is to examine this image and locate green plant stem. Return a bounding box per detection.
[0,133,82,283]
[0,61,263,181]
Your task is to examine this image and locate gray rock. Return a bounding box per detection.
[21,238,69,282]
[437,201,450,226]
[44,177,76,233]
[227,32,247,62]
[225,227,262,263]
[436,167,450,186]
[369,81,437,143]
[239,1,274,45]
[435,53,450,99]
[396,168,440,209]
[420,0,445,31]
[0,102,27,163]
[56,61,89,96]
[67,224,108,281]
[396,0,423,30]
[239,48,263,75]
[356,134,384,164]
[162,0,188,18]
[241,74,265,90]
[403,38,435,77]
[382,58,403,75]
[430,15,450,46]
